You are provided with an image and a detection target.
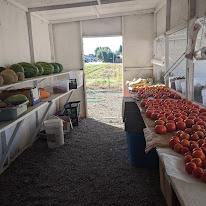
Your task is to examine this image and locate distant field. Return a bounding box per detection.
[85,63,122,90]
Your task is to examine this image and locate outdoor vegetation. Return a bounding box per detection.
[85,63,122,90]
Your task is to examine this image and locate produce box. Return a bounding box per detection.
[0,87,41,106]
[0,100,29,121]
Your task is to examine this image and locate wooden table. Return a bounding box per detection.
[135,100,206,206]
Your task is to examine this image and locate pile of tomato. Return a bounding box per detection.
[132,85,181,99]
[140,98,206,183]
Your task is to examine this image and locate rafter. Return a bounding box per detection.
[28,1,98,12]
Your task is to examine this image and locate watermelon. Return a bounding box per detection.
[50,63,60,73]
[18,62,39,78]
[4,94,28,106]
[34,64,44,75]
[9,64,24,73]
[0,67,6,73]
[54,63,64,72]
[35,62,54,75]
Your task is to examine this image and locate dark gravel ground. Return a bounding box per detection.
[0,92,167,206]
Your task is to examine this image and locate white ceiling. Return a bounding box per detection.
[13,0,165,23]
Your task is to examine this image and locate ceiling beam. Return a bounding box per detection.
[154,0,166,14]
[50,8,155,24]
[92,6,100,18]
[28,1,98,12]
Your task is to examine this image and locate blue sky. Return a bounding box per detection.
[83,36,122,55]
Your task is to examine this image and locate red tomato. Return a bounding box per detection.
[185,162,197,174]
[184,151,192,156]
[199,115,206,121]
[192,124,202,132]
[200,108,206,113]
[191,158,203,167]
[165,123,176,132]
[174,143,183,153]
[176,121,186,130]
[169,138,180,149]
[184,155,193,164]
[179,133,190,141]
[191,134,199,141]
[176,130,184,137]
[200,112,206,116]
[151,112,159,120]
[200,172,206,182]
[202,160,206,168]
[181,139,190,147]
[181,115,187,121]
[184,128,192,135]
[154,120,165,126]
[192,167,203,178]
[167,115,175,120]
[195,131,205,139]
[192,150,205,160]
[197,139,205,147]
[201,147,206,155]
[194,118,202,123]
[184,119,194,128]
[174,117,183,123]
[196,121,206,128]
[155,125,167,134]
[157,114,166,119]
[174,113,182,117]
[181,147,189,155]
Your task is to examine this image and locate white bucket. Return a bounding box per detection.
[181,82,186,95]
[175,79,185,92]
[44,118,64,149]
[201,89,206,106]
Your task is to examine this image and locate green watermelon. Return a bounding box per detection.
[35,62,54,75]
[50,63,60,73]
[4,94,28,106]
[9,64,24,73]
[18,62,39,78]
[34,64,44,75]
[54,63,64,72]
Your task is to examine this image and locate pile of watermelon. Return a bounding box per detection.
[8,62,64,78]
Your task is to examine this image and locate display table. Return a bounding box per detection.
[133,100,206,206]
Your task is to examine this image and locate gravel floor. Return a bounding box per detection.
[0,91,167,206]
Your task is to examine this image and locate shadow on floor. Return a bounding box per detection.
[0,118,167,206]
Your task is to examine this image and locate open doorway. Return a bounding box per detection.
[83,36,123,119]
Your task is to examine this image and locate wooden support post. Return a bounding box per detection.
[186,0,196,100]
[80,21,88,118]
[29,102,53,146]
[48,24,55,62]
[26,12,35,63]
[166,0,171,32]
[165,35,170,87]
[0,120,24,169]
[1,131,10,165]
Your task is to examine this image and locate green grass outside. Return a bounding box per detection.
[85,63,122,90]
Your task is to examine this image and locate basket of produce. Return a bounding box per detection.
[0,94,29,121]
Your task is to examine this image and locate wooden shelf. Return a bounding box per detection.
[42,85,82,102]
[0,86,82,133]
[0,102,48,133]
[0,71,71,90]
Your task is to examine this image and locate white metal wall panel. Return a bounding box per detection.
[31,15,52,62]
[123,14,154,97]
[52,22,82,70]
[156,5,166,36]
[82,17,122,37]
[0,1,31,67]
[196,0,206,18]
[170,0,188,30]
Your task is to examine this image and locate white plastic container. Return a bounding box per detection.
[181,82,186,95]
[201,89,206,106]
[69,71,83,87]
[51,80,69,93]
[175,79,185,92]
[44,118,64,149]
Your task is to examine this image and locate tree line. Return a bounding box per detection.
[95,45,122,63]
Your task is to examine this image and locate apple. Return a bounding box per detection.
[192,150,205,160]
[191,134,199,141]
[181,147,189,155]
[181,139,190,147]
[169,138,180,149]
